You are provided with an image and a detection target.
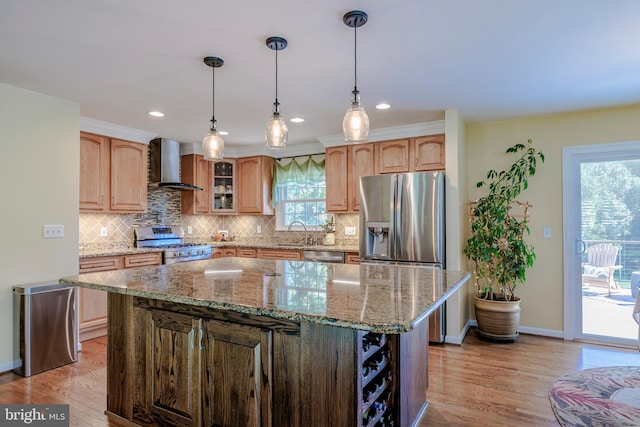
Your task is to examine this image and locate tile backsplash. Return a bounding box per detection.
[80,188,359,251]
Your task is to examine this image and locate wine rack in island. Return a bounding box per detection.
[359,332,396,426]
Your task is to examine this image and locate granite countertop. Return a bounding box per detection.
[80,242,359,259]
[61,258,469,333]
[79,247,165,258]
[212,241,359,253]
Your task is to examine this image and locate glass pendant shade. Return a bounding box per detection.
[265,110,288,149]
[202,56,224,161]
[202,128,224,160]
[343,100,369,143]
[265,37,288,149]
[342,11,369,143]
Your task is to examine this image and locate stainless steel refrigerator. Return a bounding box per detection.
[359,171,446,342]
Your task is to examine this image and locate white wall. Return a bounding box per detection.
[0,84,80,371]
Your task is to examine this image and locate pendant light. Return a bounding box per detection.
[202,56,225,160]
[342,10,370,143]
[265,36,288,149]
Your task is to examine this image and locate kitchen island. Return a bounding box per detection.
[60,258,469,427]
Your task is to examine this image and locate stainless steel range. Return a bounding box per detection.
[134,226,212,264]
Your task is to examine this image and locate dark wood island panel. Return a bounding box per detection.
[106,293,430,426]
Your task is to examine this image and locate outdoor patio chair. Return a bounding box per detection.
[582,243,622,295]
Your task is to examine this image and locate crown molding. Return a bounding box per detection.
[317,120,446,148]
[80,117,158,144]
[180,141,325,159]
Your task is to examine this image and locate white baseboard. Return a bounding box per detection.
[443,320,564,345]
[517,325,564,339]
[444,320,474,345]
[0,359,20,374]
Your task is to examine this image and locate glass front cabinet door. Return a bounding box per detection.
[212,160,236,213]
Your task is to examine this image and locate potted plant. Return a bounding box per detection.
[463,139,544,341]
[320,216,336,246]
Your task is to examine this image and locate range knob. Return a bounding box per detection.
[187,250,193,256]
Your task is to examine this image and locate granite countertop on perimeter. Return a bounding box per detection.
[61,257,469,334]
[80,242,359,259]
[79,247,165,258]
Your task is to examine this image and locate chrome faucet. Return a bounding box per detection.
[287,220,308,246]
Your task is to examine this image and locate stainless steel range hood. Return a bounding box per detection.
[149,138,203,191]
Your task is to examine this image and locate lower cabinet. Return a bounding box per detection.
[257,248,302,260]
[133,307,271,426]
[78,252,161,341]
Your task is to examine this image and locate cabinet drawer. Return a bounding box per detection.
[257,249,302,260]
[124,252,162,268]
[79,256,123,273]
[223,248,237,257]
[345,252,360,264]
[236,248,257,258]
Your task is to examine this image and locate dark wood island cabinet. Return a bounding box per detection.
[61,258,469,427]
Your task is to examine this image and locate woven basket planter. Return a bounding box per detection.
[474,295,521,342]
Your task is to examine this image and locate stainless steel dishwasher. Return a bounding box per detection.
[13,282,78,377]
[303,250,345,263]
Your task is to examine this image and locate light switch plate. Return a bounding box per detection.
[43,225,64,238]
[345,226,356,236]
[543,227,552,238]
[100,227,108,237]
[187,226,193,234]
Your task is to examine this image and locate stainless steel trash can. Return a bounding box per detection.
[13,282,78,377]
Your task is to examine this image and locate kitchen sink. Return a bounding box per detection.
[303,250,345,263]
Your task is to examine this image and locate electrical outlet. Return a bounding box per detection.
[187,226,193,234]
[543,227,552,238]
[43,225,64,239]
[256,225,262,234]
[101,227,108,237]
[345,226,356,236]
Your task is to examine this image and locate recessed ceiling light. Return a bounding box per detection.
[219,131,229,136]
[290,117,304,123]
[148,111,165,117]
[376,103,391,110]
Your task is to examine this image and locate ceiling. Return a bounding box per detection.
[2,0,640,151]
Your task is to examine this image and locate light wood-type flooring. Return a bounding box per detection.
[1,330,639,426]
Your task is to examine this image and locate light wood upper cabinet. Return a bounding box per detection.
[327,144,374,213]
[80,132,110,212]
[181,154,211,214]
[237,156,274,215]
[375,138,411,174]
[110,139,147,212]
[80,132,148,213]
[325,146,349,212]
[348,143,375,212]
[211,160,236,213]
[413,134,445,171]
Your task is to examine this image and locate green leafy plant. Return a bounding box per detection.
[320,216,335,233]
[463,139,545,300]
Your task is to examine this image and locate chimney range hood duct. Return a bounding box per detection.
[149,138,203,191]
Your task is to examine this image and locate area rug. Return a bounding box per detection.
[549,366,640,426]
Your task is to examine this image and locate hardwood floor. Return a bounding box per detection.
[421,329,640,426]
[1,330,639,426]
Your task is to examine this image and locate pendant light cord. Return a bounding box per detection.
[275,48,279,108]
[211,66,216,130]
[353,25,358,92]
